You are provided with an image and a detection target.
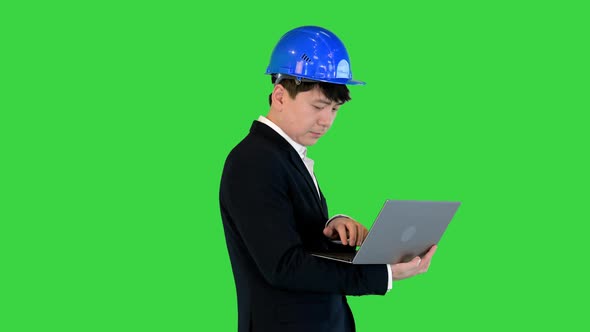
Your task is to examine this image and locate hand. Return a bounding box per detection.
[391,245,438,281]
[323,217,368,247]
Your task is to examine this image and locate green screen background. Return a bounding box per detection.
[1,1,588,331]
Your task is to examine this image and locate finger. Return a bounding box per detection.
[323,226,333,238]
[424,259,432,273]
[336,224,348,246]
[358,224,366,245]
[418,259,431,274]
[357,227,365,246]
[347,223,357,246]
[422,244,437,261]
[419,247,437,273]
[423,245,438,261]
[407,257,422,277]
[409,256,421,268]
[359,224,369,246]
[416,258,429,275]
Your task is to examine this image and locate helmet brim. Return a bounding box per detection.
[268,73,366,86]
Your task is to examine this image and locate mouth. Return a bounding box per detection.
[310,132,324,138]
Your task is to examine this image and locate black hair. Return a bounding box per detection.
[268,77,351,106]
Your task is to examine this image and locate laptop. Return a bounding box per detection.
[311,200,461,264]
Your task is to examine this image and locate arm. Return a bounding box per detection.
[220,152,387,295]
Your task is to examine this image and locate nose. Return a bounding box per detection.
[318,108,335,128]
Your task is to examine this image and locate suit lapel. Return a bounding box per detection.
[287,150,324,211]
[318,187,329,220]
[251,121,327,216]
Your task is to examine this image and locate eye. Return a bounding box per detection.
[313,105,323,110]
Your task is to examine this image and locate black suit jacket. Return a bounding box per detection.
[220,121,387,332]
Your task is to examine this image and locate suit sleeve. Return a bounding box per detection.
[220,150,388,295]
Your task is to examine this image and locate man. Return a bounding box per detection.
[219,26,436,332]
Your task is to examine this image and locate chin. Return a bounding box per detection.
[304,139,320,146]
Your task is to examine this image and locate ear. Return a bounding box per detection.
[271,84,286,109]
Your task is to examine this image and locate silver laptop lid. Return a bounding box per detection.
[352,200,460,264]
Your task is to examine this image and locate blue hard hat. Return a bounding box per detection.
[265,26,365,85]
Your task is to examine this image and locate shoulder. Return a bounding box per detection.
[229,131,283,162]
[222,131,288,177]
[220,132,293,203]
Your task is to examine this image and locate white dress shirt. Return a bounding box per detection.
[257,116,393,292]
[257,116,320,197]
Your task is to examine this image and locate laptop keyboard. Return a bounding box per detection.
[315,251,356,262]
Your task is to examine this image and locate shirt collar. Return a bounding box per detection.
[257,115,307,160]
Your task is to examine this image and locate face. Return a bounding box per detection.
[272,85,343,146]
